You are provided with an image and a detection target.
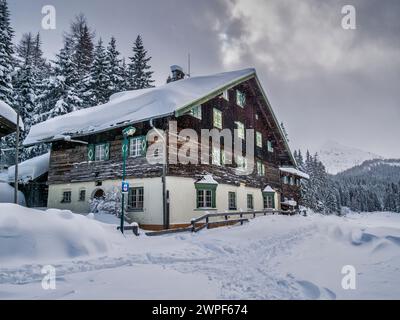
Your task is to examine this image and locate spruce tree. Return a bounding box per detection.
[0,0,15,106]
[87,39,110,105]
[105,36,124,98]
[127,35,154,90]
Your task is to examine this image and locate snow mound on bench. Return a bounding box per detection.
[0,204,114,264]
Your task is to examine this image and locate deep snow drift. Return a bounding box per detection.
[0,204,399,300]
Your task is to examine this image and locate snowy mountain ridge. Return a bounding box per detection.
[317,140,383,175]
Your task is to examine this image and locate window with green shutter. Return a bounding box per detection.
[263,193,275,209]
[195,184,217,209]
[129,136,147,157]
[94,143,110,161]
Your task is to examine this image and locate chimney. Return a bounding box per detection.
[167,65,185,83]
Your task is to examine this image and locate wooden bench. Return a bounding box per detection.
[117,225,139,236]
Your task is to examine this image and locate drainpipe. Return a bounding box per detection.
[149,118,169,229]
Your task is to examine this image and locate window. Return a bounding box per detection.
[247,194,254,210]
[62,191,71,203]
[236,90,246,107]
[128,187,144,211]
[236,155,248,171]
[263,193,275,209]
[197,189,214,208]
[222,90,229,101]
[255,114,259,120]
[88,143,110,162]
[212,146,221,165]
[188,105,202,119]
[283,176,289,184]
[129,136,146,158]
[267,140,274,153]
[79,189,86,201]
[228,192,237,210]
[256,132,263,148]
[290,177,295,186]
[235,121,245,140]
[257,160,265,176]
[213,108,222,129]
[296,178,301,187]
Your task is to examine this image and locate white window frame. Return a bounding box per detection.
[213,108,222,129]
[95,144,106,161]
[256,131,263,148]
[235,121,245,140]
[129,137,143,158]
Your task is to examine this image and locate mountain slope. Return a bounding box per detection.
[318,141,383,175]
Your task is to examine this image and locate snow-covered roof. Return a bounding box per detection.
[263,185,275,193]
[23,68,256,146]
[0,100,24,130]
[279,167,310,179]
[195,175,219,185]
[8,152,50,183]
[281,199,297,207]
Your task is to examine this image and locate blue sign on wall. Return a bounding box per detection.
[122,181,129,193]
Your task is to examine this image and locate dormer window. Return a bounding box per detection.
[236,90,246,108]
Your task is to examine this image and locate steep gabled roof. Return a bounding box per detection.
[23,68,296,166]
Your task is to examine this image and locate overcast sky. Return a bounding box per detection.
[8,0,400,158]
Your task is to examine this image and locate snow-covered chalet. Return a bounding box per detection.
[24,67,309,230]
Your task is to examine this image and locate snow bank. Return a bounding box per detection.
[0,204,116,264]
[7,152,50,183]
[0,182,26,205]
[24,68,255,145]
[0,100,24,130]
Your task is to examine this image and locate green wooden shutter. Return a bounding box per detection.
[140,136,147,156]
[88,144,95,161]
[104,143,110,160]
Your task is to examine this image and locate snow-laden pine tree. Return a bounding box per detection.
[127,35,154,90]
[105,36,124,99]
[45,39,83,118]
[64,14,95,108]
[86,39,110,105]
[0,0,14,107]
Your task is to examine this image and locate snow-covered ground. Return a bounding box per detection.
[0,204,399,300]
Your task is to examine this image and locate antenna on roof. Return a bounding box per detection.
[187,53,191,78]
